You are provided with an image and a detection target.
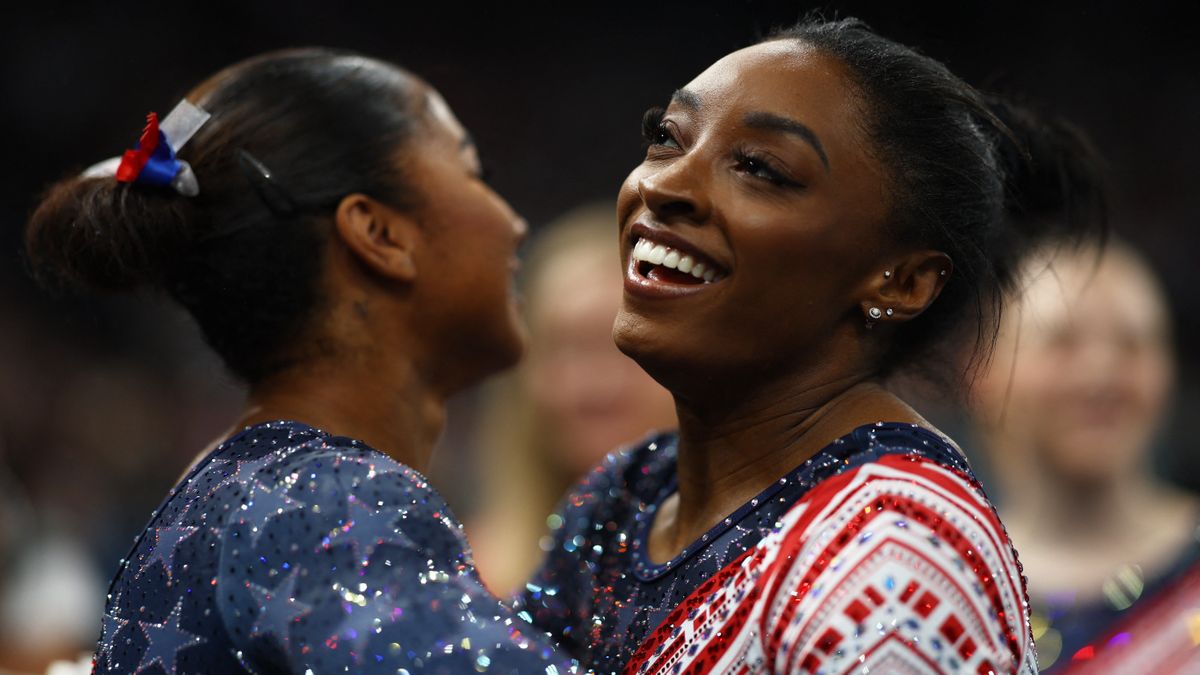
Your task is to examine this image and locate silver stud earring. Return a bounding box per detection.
[883,270,892,279]
[885,308,894,317]
[865,306,883,329]
[939,269,948,277]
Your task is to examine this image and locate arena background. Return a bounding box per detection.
[0,0,1196,667]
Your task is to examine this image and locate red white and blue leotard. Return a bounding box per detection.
[518,422,1036,674]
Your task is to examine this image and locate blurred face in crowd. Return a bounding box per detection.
[523,241,676,475]
[974,247,1174,485]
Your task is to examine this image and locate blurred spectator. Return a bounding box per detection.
[971,242,1200,671]
[466,203,676,595]
[0,294,241,673]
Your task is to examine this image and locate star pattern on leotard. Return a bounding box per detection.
[97,612,129,658]
[246,567,312,644]
[140,526,198,579]
[315,494,420,563]
[135,598,204,674]
[242,481,307,547]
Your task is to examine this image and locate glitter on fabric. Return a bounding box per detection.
[518,422,1036,674]
[94,420,575,674]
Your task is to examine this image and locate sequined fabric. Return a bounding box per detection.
[624,452,1037,673]
[517,422,984,674]
[94,420,574,674]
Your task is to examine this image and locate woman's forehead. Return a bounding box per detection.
[683,41,838,102]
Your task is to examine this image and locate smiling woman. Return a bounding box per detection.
[517,18,1102,675]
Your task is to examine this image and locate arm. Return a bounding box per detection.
[761,455,1036,674]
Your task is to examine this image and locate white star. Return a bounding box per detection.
[135,599,204,674]
[97,611,129,657]
[246,567,312,645]
[140,526,198,579]
[242,482,307,547]
[315,495,420,563]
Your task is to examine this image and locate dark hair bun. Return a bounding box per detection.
[26,174,194,292]
[988,96,1108,243]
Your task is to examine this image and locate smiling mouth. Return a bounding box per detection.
[630,237,727,285]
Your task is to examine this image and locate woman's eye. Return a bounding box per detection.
[641,107,679,149]
[735,153,790,186]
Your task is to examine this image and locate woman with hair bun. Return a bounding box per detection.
[27,49,574,674]
[518,18,1103,674]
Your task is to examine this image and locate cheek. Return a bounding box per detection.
[616,170,643,224]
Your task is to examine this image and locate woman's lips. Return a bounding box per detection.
[624,233,729,299]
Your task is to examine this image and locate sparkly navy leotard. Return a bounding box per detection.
[94,421,573,674]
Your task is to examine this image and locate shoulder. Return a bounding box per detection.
[196,423,492,671]
[625,445,1036,675]
[206,421,468,565]
[757,453,1034,673]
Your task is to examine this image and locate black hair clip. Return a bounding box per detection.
[237,149,298,217]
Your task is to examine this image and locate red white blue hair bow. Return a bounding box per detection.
[84,100,211,196]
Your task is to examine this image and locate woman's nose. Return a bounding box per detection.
[636,155,711,223]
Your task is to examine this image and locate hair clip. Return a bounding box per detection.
[236,149,298,216]
[85,100,211,196]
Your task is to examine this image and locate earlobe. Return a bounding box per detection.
[333,193,419,282]
[864,251,953,324]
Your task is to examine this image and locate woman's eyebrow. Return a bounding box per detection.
[670,88,701,111]
[743,111,830,172]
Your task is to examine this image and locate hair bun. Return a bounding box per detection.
[26,174,195,293]
[987,96,1108,245]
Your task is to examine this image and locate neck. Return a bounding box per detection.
[1008,462,1155,544]
[238,352,446,473]
[659,372,915,556]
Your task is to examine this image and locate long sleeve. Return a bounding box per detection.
[757,454,1036,673]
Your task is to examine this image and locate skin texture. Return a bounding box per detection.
[612,41,955,563]
[973,245,1198,598]
[236,85,527,473]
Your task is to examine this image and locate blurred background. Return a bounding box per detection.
[1,1,1196,672]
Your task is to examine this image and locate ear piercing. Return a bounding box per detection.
[866,306,895,329]
[883,270,892,279]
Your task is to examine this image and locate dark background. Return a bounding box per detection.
[0,3,1196,661]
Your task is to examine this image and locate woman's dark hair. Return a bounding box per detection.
[766,18,1106,387]
[25,49,426,383]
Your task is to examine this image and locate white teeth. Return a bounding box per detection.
[648,244,667,265]
[631,237,724,283]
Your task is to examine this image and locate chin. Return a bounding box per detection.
[613,310,719,401]
[491,321,528,373]
[448,320,527,394]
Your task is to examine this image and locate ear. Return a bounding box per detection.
[332,193,420,283]
[859,250,953,325]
